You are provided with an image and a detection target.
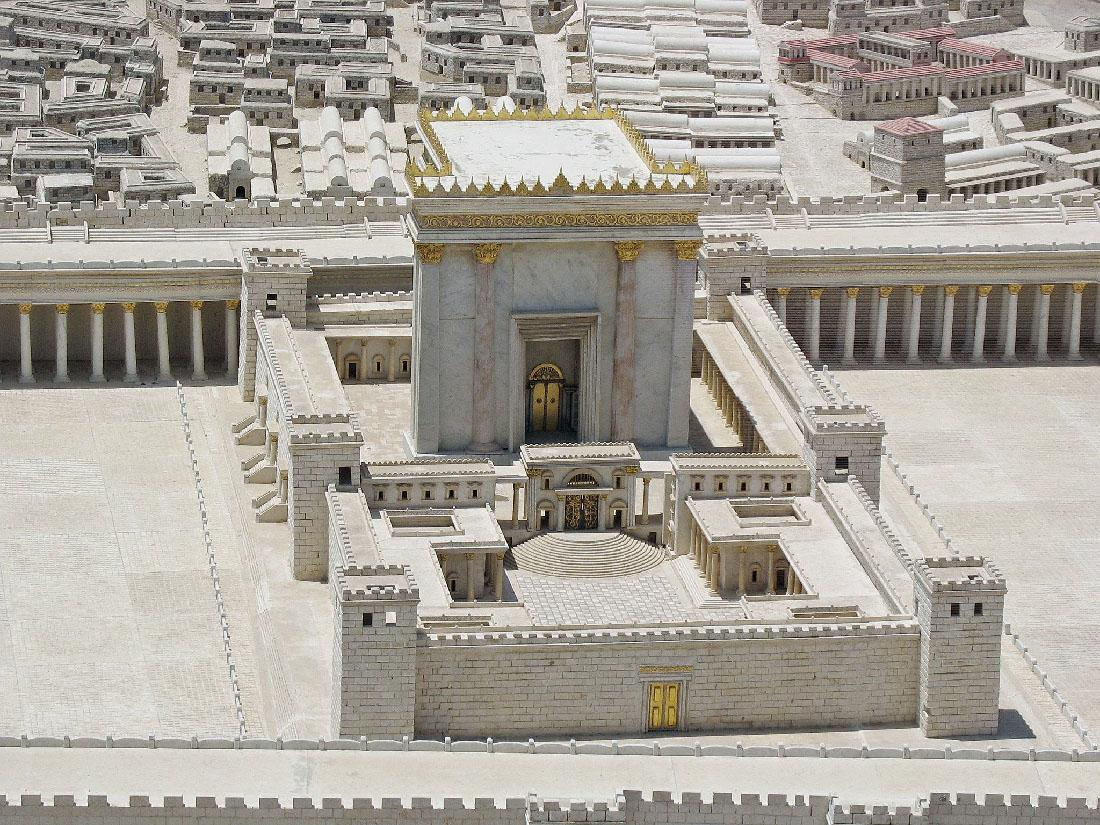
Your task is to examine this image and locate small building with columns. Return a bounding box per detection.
[406,105,707,455]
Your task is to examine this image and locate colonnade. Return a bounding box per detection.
[687,521,801,597]
[773,282,1098,365]
[11,299,239,383]
[438,550,508,603]
[698,348,766,452]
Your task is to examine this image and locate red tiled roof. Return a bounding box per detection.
[938,37,1009,57]
[876,116,944,136]
[780,33,858,50]
[839,62,944,82]
[943,59,1024,78]
[806,48,863,68]
[898,25,956,41]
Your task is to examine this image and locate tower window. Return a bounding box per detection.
[835,456,850,474]
[950,603,960,617]
[974,602,983,616]
[362,612,373,626]
[338,466,352,487]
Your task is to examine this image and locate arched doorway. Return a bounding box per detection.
[527,362,564,432]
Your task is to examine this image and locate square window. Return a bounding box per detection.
[424,489,432,500]
[974,602,983,616]
[338,466,352,486]
[384,610,397,626]
[400,489,409,501]
[471,488,479,499]
[362,612,373,626]
[693,482,702,491]
[950,603,960,617]
[785,482,793,492]
[717,482,725,492]
[739,482,748,492]
[447,489,456,499]
[376,490,384,501]
[762,481,771,492]
[835,456,850,474]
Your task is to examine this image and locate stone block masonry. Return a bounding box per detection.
[414,623,919,738]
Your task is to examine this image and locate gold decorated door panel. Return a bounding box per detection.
[647,682,680,731]
[544,381,560,431]
[530,381,547,431]
[527,362,564,433]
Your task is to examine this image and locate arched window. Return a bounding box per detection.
[564,472,598,488]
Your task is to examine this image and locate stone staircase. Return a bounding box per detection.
[509,532,667,578]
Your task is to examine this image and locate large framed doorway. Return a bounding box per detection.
[646,682,681,731]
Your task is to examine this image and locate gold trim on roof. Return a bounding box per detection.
[409,105,709,197]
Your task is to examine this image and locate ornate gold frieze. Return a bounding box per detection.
[419,212,699,230]
[675,240,702,261]
[639,665,694,674]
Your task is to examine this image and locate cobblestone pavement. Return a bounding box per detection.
[343,382,413,461]
[0,385,239,736]
[512,564,744,626]
[837,363,1100,737]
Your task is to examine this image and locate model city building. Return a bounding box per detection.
[0,0,1099,819]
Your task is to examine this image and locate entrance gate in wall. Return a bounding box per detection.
[564,495,598,530]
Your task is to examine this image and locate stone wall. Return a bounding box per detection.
[414,623,919,738]
[5,791,1100,824]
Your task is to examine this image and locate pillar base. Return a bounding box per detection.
[192,371,208,381]
[19,375,35,384]
[905,356,921,365]
[841,357,857,366]
[1035,353,1051,363]
[1068,352,1084,361]
[89,374,106,383]
[936,356,952,365]
[124,373,140,383]
[969,355,985,364]
[55,375,70,384]
[1001,354,1017,363]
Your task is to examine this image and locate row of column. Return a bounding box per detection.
[698,348,765,452]
[687,525,802,597]
[506,475,654,531]
[774,283,1097,365]
[14,299,239,384]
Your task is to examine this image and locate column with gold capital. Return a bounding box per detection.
[18,304,33,383]
[1068,282,1086,360]
[808,288,822,361]
[667,239,701,447]
[1034,284,1053,362]
[971,285,992,363]
[906,286,924,364]
[471,242,502,451]
[1002,284,1021,362]
[54,304,69,383]
[873,286,891,364]
[611,240,643,442]
[155,301,171,382]
[90,303,105,382]
[775,287,790,325]
[413,243,445,454]
[842,287,858,365]
[191,300,206,380]
[938,285,958,364]
[122,302,138,382]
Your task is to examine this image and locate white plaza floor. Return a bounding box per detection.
[836,362,1100,741]
[0,384,240,736]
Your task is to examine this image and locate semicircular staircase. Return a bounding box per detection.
[509,532,667,578]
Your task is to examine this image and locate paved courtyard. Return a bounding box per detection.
[0,385,240,736]
[836,363,1100,737]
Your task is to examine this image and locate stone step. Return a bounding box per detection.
[510,531,666,578]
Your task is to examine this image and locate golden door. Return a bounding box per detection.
[528,363,564,432]
[647,683,680,731]
[530,381,547,431]
[543,381,560,431]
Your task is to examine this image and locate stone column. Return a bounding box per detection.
[556,498,565,532]
[225,299,239,376]
[494,552,505,601]
[737,546,747,594]
[808,288,822,361]
[18,304,33,384]
[842,287,858,365]
[906,286,924,364]
[597,495,607,531]
[267,431,278,464]
[278,469,289,503]
[786,568,795,596]
[413,244,445,454]
[122,302,138,382]
[54,304,69,383]
[1068,282,1085,360]
[51,305,68,382]
[1035,284,1053,361]
[667,241,700,447]
[471,243,502,450]
[90,303,105,382]
[971,285,991,363]
[191,300,207,381]
[465,553,477,602]
[511,482,521,530]
[387,338,396,381]
[1094,284,1100,345]
[775,287,790,325]
[641,477,651,523]
[873,286,891,364]
[1003,285,1020,362]
[963,286,977,351]
[611,241,642,442]
[938,285,958,364]
[706,547,718,590]
[766,546,777,595]
[155,301,171,382]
